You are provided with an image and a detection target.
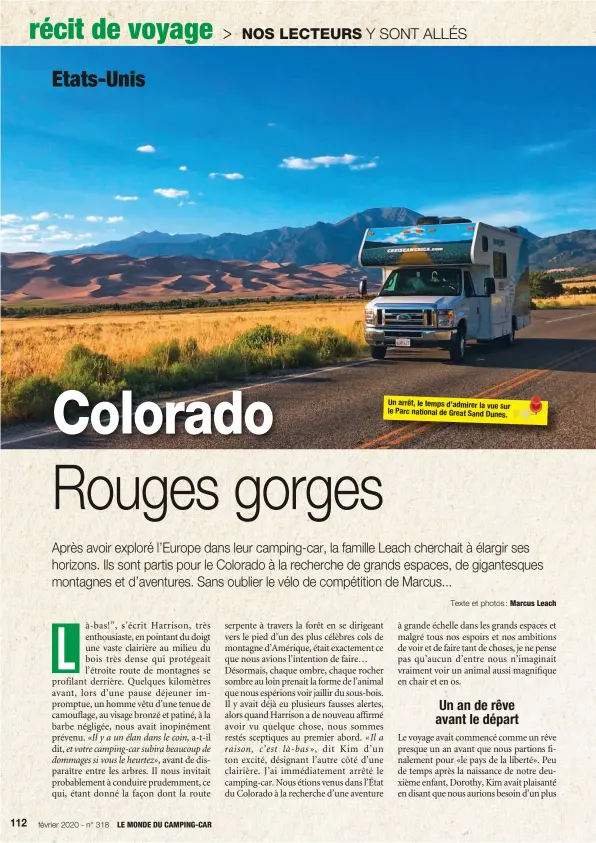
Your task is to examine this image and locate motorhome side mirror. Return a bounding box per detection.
[484,277,496,296]
[359,278,368,297]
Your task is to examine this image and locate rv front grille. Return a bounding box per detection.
[382,308,433,328]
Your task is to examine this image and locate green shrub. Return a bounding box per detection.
[298,326,358,359]
[181,337,200,362]
[143,339,181,369]
[233,324,290,350]
[121,365,157,397]
[274,337,319,369]
[56,344,124,402]
[209,347,250,381]
[2,376,61,421]
[3,325,363,424]
[163,362,194,389]
[61,344,122,382]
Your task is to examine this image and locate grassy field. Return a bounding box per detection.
[5,293,595,382]
[560,278,596,289]
[2,300,365,382]
[3,295,596,424]
[534,293,596,308]
[1,301,367,423]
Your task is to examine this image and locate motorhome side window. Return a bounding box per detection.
[463,271,476,297]
[493,251,508,278]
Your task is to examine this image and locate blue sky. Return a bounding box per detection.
[1,47,595,251]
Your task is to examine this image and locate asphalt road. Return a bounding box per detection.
[3,308,596,450]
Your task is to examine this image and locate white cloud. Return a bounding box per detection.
[350,160,378,171]
[31,211,51,221]
[107,216,124,223]
[432,193,547,229]
[430,185,596,235]
[114,195,138,202]
[209,172,245,180]
[0,223,96,250]
[280,154,358,171]
[86,215,103,222]
[4,234,35,243]
[523,140,568,155]
[1,214,23,224]
[137,144,156,153]
[179,165,188,171]
[188,201,197,205]
[62,214,75,220]
[45,232,77,242]
[154,188,189,199]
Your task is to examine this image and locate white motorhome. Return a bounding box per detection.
[358,216,531,362]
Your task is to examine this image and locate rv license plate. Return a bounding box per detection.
[395,338,411,347]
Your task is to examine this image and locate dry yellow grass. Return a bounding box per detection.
[534,293,596,309]
[1,301,366,381]
[560,277,596,288]
[4,295,596,382]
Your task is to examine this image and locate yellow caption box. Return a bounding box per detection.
[383,395,548,425]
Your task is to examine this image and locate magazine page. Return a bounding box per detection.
[1,2,595,842]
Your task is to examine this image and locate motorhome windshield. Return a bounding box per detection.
[380,268,462,296]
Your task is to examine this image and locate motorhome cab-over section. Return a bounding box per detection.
[358,216,531,362]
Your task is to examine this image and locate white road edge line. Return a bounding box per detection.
[545,311,596,324]
[1,359,373,445]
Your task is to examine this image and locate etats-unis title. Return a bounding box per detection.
[52,70,145,87]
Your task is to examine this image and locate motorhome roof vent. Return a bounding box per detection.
[440,216,472,224]
[416,216,440,225]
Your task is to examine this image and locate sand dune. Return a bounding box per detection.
[1,253,370,303]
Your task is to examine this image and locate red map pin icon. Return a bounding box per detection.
[529,396,542,414]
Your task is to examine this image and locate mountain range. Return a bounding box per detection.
[3,207,595,304]
[54,208,421,264]
[526,228,596,270]
[49,207,596,270]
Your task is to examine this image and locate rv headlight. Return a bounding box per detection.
[365,307,376,326]
[437,309,455,328]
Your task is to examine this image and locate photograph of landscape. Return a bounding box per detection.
[1,46,595,449]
